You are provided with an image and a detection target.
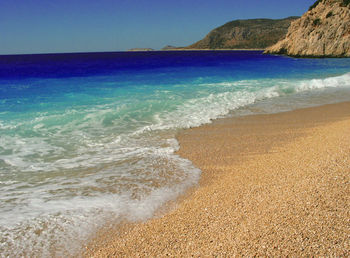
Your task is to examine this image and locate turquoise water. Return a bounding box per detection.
[1,51,350,256]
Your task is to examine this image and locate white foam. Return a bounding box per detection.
[295,72,350,92]
[3,73,350,173]
[0,149,201,257]
[1,72,350,256]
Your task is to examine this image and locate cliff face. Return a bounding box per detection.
[265,0,350,57]
[186,17,298,50]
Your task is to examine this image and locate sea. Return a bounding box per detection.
[1,50,350,256]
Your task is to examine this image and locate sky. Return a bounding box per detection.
[0,0,315,55]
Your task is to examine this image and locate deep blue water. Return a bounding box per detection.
[1,51,350,256]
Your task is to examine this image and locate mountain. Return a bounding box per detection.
[186,17,299,50]
[265,0,350,57]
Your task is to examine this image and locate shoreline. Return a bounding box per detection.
[85,102,350,256]
[128,48,265,52]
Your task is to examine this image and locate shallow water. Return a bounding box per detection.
[0,51,350,256]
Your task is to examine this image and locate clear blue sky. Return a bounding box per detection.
[0,0,315,54]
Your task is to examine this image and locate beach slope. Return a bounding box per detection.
[86,102,350,256]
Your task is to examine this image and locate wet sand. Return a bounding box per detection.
[85,102,350,257]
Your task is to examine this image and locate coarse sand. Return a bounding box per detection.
[85,102,350,257]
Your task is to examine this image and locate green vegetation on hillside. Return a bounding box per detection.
[309,0,350,11]
[326,11,333,18]
[341,0,350,6]
[309,0,323,11]
[187,17,299,50]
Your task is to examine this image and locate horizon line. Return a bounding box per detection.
[0,49,266,57]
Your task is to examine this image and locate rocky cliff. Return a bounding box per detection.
[186,17,298,50]
[265,0,350,57]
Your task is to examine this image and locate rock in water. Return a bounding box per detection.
[265,0,350,57]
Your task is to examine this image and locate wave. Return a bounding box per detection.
[0,72,349,256]
[2,72,349,170]
[144,72,350,131]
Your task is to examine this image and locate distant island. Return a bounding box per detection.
[127,48,155,52]
[161,45,184,51]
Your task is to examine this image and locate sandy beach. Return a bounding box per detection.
[85,102,350,257]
